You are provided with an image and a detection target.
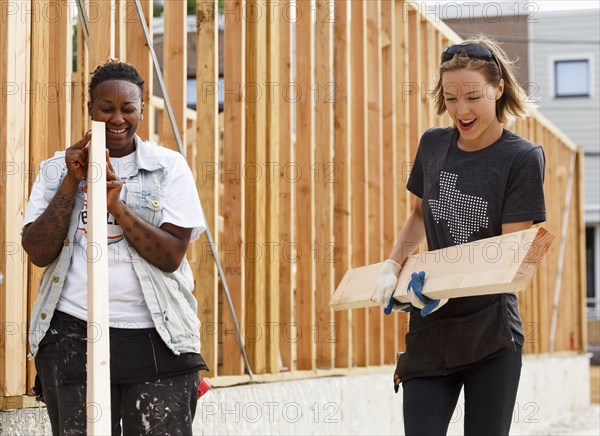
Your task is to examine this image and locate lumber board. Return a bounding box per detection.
[381,0,398,364]
[350,0,368,367]
[295,0,316,371]
[88,0,115,72]
[333,0,351,369]
[278,0,294,372]
[126,0,154,140]
[330,228,555,310]
[86,121,111,433]
[1,0,29,397]
[265,0,281,374]
[221,0,245,375]
[195,0,219,377]
[245,0,268,374]
[162,0,187,153]
[367,0,383,366]
[315,0,334,369]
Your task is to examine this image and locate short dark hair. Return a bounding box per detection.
[89,58,144,102]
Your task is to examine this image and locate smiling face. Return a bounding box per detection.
[442,68,504,151]
[88,79,144,157]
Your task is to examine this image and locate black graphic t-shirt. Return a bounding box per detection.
[407,127,546,345]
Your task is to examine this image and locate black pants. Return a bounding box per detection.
[34,311,202,436]
[402,347,522,436]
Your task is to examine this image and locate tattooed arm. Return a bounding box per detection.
[22,132,91,267]
[104,160,191,273]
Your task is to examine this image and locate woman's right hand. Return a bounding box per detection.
[374,259,403,310]
[65,130,91,182]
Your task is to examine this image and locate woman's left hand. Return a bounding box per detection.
[105,155,125,212]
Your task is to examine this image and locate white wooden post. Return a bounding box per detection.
[86,121,112,433]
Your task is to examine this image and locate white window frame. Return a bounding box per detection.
[549,53,594,99]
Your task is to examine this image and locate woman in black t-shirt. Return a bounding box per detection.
[373,36,545,435]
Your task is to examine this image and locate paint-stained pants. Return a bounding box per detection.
[36,338,199,436]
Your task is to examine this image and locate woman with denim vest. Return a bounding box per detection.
[22,59,207,435]
[373,36,545,435]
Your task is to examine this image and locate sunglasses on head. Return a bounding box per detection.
[441,43,502,77]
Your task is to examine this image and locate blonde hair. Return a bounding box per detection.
[433,35,532,125]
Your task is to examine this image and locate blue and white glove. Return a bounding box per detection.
[374,260,411,314]
[406,271,448,317]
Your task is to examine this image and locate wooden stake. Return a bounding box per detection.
[86,121,111,433]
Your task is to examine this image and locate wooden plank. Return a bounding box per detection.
[331,228,555,310]
[115,0,127,59]
[350,0,368,368]
[0,0,29,397]
[264,0,280,374]
[126,0,154,140]
[381,0,397,365]
[221,0,245,375]
[333,0,351,369]
[26,0,50,395]
[71,15,88,144]
[195,0,219,377]
[278,0,293,372]
[576,148,587,351]
[86,121,111,434]
[162,0,187,152]
[88,0,115,72]
[245,0,268,374]
[315,0,334,369]
[366,0,383,367]
[395,0,409,222]
[394,0,411,355]
[295,0,316,371]
[406,9,421,157]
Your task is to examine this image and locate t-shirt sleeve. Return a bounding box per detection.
[406,139,425,199]
[502,145,546,224]
[159,153,206,241]
[22,168,50,231]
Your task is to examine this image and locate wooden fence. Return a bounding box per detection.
[0,0,587,402]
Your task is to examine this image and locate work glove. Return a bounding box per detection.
[406,271,448,317]
[374,260,410,314]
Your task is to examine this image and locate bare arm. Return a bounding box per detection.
[109,200,192,273]
[502,221,533,235]
[22,132,91,267]
[387,195,426,266]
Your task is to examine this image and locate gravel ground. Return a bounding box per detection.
[522,404,600,436]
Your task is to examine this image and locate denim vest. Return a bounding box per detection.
[28,137,201,359]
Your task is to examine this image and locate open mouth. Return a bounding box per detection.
[107,127,127,134]
[459,119,476,128]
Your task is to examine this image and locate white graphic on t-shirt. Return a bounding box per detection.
[428,171,488,244]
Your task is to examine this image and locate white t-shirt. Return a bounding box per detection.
[23,145,206,328]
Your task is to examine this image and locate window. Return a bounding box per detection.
[555,59,590,98]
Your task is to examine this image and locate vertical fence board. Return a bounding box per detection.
[195,0,219,377]
[350,0,368,367]
[221,0,246,375]
[89,0,115,71]
[407,8,421,158]
[265,0,281,374]
[315,0,335,369]
[245,0,268,373]
[333,0,352,369]
[381,0,398,364]
[126,0,154,140]
[278,0,294,372]
[0,0,29,397]
[295,0,316,371]
[162,0,187,152]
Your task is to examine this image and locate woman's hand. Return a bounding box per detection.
[105,155,125,212]
[374,259,404,311]
[65,130,91,183]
